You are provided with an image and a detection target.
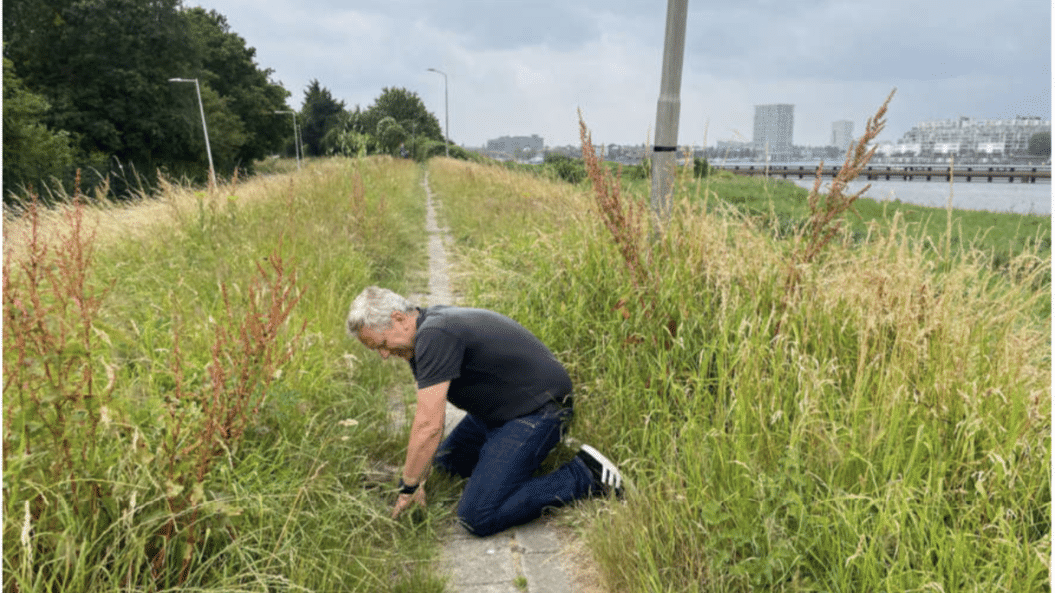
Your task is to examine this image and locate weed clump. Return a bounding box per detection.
[787,89,896,289]
[4,187,304,589]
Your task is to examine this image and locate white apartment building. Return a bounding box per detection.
[893,116,1049,158]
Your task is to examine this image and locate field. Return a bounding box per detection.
[3,151,1050,592]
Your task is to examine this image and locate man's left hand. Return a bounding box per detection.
[392,486,427,519]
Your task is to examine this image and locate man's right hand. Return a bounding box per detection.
[392,486,427,519]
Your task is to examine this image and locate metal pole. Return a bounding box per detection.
[274,110,302,170]
[293,112,303,167]
[428,68,449,158]
[649,0,688,227]
[170,78,217,188]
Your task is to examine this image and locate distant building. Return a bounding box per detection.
[896,116,1050,159]
[486,134,544,158]
[753,104,794,161]
[831,120,854,151]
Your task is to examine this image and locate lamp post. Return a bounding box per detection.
[427,68,449,158]
[649,0,688,230]
[274,110,302,170]
[168,78,216,188]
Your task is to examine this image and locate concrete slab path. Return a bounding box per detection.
[420,170,576,593]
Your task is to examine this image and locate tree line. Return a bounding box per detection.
[300,82,458,162]
[3,0,455,204]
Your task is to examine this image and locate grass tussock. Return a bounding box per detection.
[427,113,1050,593]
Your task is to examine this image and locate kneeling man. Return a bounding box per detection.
[347,286,622,536]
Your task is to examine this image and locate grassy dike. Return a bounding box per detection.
[427,158,1050,592]
[3,157,449,592]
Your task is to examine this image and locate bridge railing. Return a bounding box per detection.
[715,165,1050,183]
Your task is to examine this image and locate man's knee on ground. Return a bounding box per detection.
[457,502,503,537]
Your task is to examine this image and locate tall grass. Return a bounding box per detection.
[3,157,449,592]
[427,122,1050,593]
[9,149,1045,592]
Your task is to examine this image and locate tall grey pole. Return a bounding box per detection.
[169,78,217,188]
[428,68,449,158]
[649,0,688,226]
[274,110,302,170]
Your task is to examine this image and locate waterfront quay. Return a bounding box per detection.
[719,164,1050,183]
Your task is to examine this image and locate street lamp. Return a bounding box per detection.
[427,68,449,158]
[169,78,216,189]
[649,0,688,229]
[274,110,302,170]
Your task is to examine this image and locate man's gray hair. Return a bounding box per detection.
[346,286,415,335]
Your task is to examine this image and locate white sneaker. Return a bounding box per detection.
[576,444,625,498]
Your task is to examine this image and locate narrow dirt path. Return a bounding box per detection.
[419,170,578,593]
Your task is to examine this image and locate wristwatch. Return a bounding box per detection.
[398,478,419,495]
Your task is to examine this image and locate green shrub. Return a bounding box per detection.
[542,153,586,184]
[693,156,710,178]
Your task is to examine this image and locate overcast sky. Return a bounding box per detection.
[191,0,1051,149]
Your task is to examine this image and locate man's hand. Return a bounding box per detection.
[392,486,427,519]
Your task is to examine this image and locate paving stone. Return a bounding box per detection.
[521,552,572,593]
[442,532,517,587]
[444,402,466,435]
[457,583,520,593]
[514,522,561,553]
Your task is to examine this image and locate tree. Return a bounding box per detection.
[4,0,192,178]
[1028,131,1051,157]
[321,108,372,157]
[375,116,408,155]
[362,87,443,143]
[300,80,345,157]
[3,56,75,199]
[181,8,290,172]
[3,1,292,192]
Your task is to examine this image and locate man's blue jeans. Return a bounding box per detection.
[433,402,594,537]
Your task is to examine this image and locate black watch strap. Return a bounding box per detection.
[398,478,419,495]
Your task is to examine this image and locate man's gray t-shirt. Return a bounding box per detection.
[408,306,572,425]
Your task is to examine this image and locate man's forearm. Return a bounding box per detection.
[402,417,443,484]
[402,380,449,486]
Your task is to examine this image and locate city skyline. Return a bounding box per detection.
[189,1,1051,149]
[487,113,1050,152]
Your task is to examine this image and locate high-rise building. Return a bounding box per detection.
[753,104,794,161]
[832,120,854,151]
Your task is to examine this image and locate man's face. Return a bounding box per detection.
[357,311,415,360]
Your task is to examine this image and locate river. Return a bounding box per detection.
[785,177,1051,215]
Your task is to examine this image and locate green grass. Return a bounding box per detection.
[3,156,453,592]
[629,170,1051,263]
[6,153,1049,593]
[507,156,1050,262]
[427,157,1050,592]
